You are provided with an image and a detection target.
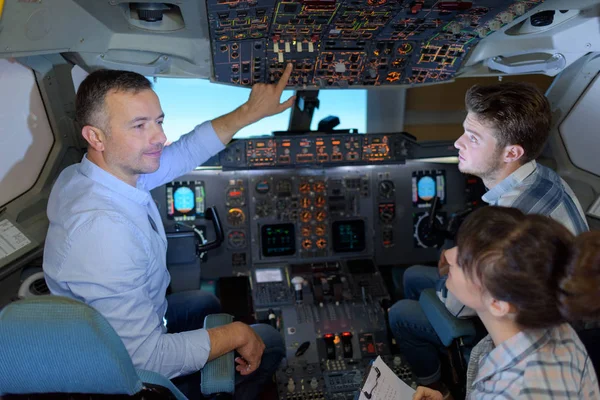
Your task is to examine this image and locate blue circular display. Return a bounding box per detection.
[174,187,194,213]
[418,176,436,201]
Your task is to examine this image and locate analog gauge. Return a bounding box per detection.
[299,182,311,194]
[301,225,312,237]
[255,200,273,218]
[315,224,327,236]
[301,197,311,208]
[378,180,395,198]
[226,186,245,207]
[302,239,312,250]
[313,180,326,193]
[300,211,312,223]
[276,199,287,211]
[255,180,270,194]
[413,212,444,248]
[379,203,395,223]
[315,195,326,208]
[316,238,327,249]
[228,230,247,248]
[276,179,292,196]
[316,210,327,222]
[227,208,246,226]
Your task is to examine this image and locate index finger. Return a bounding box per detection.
[276,63,293,92]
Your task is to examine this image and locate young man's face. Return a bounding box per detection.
[454,112,504,182]
[102,89,167,181]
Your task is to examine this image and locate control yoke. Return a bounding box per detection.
[196,206,225,253]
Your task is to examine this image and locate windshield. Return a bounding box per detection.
[151,77,366,142]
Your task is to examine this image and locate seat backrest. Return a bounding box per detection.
[0,295,143,395]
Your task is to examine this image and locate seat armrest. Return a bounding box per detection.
[201,314,235,396]
[419,289,476,347]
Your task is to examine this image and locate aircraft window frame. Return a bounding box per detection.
[0,59,55,208]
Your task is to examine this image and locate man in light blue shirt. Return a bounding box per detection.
[43,66,296,398]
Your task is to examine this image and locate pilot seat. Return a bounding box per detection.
[0,296,235,399]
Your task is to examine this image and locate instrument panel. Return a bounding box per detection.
[220,133,410,169]
[153,133,483,279]
[152,134,486,399]
[207,0,545,88]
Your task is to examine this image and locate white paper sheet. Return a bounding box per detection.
[358,356,416,400]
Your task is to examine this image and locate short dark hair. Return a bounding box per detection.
[456,206,600,329]
[465,82,551,163]
[75,69,152,130]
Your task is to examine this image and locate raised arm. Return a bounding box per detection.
[211,63,295,145]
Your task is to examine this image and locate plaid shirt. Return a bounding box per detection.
[482,160,589,235]
[466,323,599,399]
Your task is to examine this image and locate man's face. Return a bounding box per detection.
[454,112,504,182]
[102,89,166,180]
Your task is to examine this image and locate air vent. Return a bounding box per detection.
[31,278,50,296]
[18,271,49,298]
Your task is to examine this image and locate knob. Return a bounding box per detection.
[310,377,318,390]
[292,276,305,303]
[393,356,402,367]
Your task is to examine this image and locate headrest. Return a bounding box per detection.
[0,296,142,395]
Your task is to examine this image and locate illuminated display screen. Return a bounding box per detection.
[255,268,283,283]
[261,223,295,257]
[332,220,365,253]
[166,181,206,221]
[412,170,446,208]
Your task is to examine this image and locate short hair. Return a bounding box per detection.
[75,69,152,131]
[456,206,600,329]
[465,82,551,163]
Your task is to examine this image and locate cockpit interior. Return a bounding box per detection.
[1,0,600,398]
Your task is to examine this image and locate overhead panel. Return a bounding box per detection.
[207,0,544,88]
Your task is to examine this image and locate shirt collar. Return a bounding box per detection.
[79,154,152,205]
[482,160,537,205]
[473,328,551,385]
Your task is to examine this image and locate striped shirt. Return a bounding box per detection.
[466,323,599,399]
[482,160,589,235]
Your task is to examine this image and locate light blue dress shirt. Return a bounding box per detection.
[43,121,225,378]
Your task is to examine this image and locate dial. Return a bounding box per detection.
[316,238,327,249]
[413,212,444,248]
[316,210,327,222]
[301,225,312,237]
[300,211,312,223]
[255,200,273,218]
[276,179,292,196]
[302,239,312,250]
[313,180,326,193]
[301,197,311,208]
[379,203,395,223]
[227,208,246,226]
[315,224,327,236]
[378,180,395,198]
[315,195,326,208]
[276,199,287,211]
[299,182,311,194]
[255,180,270,194]
[226,186,245,207]
[227,230,247,248]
